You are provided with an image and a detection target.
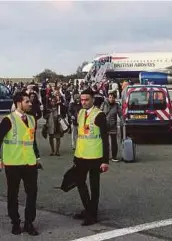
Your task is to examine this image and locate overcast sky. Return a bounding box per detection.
[0,1,172,77]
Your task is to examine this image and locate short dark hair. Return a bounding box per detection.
[108,91,117,98]
[81,87,94,97]
[13,91,29,108]
[29,92,38,100]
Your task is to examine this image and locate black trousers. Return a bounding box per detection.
[5,165,38,225]
[74,159,101,218]
[109,134,118,159]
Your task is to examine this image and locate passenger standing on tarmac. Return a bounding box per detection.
[28,92,42,121]
[101,91,123,162]
[45,96,67,156]
[0,91,39,236]
[73,88,109,226]
[68,94,82,150]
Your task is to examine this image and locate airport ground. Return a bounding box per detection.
[0,120,172,241]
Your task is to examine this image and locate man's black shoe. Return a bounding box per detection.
[23,223,39,236]
[73,210,86,220]
[81,217,97,226]
[11,224,21,235]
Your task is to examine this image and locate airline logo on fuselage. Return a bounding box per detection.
[112,57,155,68]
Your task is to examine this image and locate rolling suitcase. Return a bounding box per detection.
[121,123,136,162]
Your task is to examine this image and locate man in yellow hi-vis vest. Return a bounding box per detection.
[73,88,109,226]
[0,91,39,236]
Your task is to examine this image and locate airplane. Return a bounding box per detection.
[82,52,172,85]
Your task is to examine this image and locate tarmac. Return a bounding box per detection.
[0,121,171,241]
[0,200,168,241]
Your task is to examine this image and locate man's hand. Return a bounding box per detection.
[0,160,4,172]
[36,158,43,170]
[100,163,109,173]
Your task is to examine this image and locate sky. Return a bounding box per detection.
[0,1,172,77]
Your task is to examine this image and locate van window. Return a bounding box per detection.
[153,91,166,110]
[128,91,150,110]
[0,84,11,99]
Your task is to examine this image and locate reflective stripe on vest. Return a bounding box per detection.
[75,107,103,159]
[3,140,33,146]
[78,134,101,139]
[10,113,17,143]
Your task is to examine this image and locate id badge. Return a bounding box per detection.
[29,128,35,140]
[84,124,90,135]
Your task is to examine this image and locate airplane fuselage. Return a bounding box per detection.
[111,52,172,74]
[83,52,172,82]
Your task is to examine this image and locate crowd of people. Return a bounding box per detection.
[0,77,128,235]
[2,78,127,157]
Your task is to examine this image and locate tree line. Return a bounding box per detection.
[35,61,88,83]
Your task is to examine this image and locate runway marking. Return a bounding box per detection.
[71,218,172,241]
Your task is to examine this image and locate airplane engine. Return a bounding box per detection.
[139,72,172,85]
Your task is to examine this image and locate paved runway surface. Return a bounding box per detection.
[0,120,172,240]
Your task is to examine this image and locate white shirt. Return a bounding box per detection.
[86,106,94,115]
[15,110,24,118]
[15,110,26,120]
[111,83,118,91]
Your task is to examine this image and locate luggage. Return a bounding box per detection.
[59,117,69,133]
[58,105,69,133]
[121,123,136,162]
[54,165,77,192]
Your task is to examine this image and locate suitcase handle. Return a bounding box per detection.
[123,122,126,140]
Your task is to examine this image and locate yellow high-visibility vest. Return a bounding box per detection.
[3,113,36,165]
[75,107,103,159]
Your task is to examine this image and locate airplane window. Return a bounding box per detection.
[0,84,11,99]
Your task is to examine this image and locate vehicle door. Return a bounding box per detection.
[0,84,13,114]
[150,87,170,122]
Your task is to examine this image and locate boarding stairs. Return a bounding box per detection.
[84,57,114,83]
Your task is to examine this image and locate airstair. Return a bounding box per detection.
[84,56,114,83]
[93,61,114,83]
